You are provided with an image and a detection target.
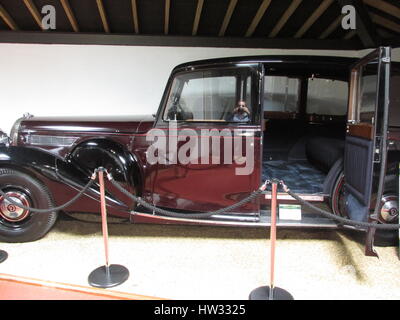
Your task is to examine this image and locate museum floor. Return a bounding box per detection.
[0,213,399,300]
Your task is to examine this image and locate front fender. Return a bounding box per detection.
[0,145,63,181]
[0,145,129,213]
[68,138,143,195]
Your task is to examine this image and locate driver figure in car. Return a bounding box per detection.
[231,100,250,122]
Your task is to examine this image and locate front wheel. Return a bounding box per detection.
[0,168,58,243]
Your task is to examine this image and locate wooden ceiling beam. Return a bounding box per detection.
[319,15,342,39]
[60,0,79,32]
[192,0,204,36]
[131,0,139,34]
[245,0,272,37]
[363,0,400,20]
[164,0,170,35]
[218,0,238,37]
[23,0,44,30]
[0,4,19,31]
[0,31,364,50]
[96,0,110,33]
[377,27,396,39]
[343,29,357,39]
[371,13,400,34]
[269,0,302,38]
[295,0,334,38]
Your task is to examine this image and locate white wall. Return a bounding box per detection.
[0,43,398,134]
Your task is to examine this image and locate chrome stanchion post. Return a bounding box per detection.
[0,249,7,263]
[88,168,129,288]
[249,179,293,300]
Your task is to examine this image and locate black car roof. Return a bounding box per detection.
[173,55,359,80]
[173,55,400,80]
[174,55,358,70]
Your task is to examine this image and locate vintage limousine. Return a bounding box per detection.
[0,47,398,253]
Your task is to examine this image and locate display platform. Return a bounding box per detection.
[0,273,162,300]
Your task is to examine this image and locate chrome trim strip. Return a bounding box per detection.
[264,193,325,202]
[27,135,78,147]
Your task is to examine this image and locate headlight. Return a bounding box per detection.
[10,118,23,146]
[9,114,33,146]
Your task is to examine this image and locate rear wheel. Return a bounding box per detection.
[374,194,399,247]
[330,172,346,217]
[330,172,398,247]
[0,168,58,243]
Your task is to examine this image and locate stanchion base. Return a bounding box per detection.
[249,286,294,300]
[0,250,8,263]
[88,264,129,288]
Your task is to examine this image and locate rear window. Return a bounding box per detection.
[307,78,348,116]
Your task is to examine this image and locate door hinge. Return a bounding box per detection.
[374,135,382,163]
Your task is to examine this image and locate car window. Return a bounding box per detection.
[358,62,379,123]
[263,76,300,113]
[307,78,348,116]
[163,68,254,122]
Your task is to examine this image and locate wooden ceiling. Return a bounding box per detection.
[0,0,399,49]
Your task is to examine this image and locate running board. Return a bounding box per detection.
[259,210,338,228]
[131,208,339,228]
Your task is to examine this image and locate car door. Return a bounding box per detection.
[344,47,391,222]
[150,63,263,217]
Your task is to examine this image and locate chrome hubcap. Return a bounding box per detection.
[380,195,398,223]
[0,191,30,222]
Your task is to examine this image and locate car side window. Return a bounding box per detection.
[163,68,254,123]
[307,78,348,116]
[263,76,300,113]
[358,63,378,123]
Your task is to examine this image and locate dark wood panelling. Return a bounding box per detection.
[225,0,264,37]
[278,0,324,38]
[69,0,103,33]
[0,31,363,49]
[348,123,374,140]
[0,0,40,30]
